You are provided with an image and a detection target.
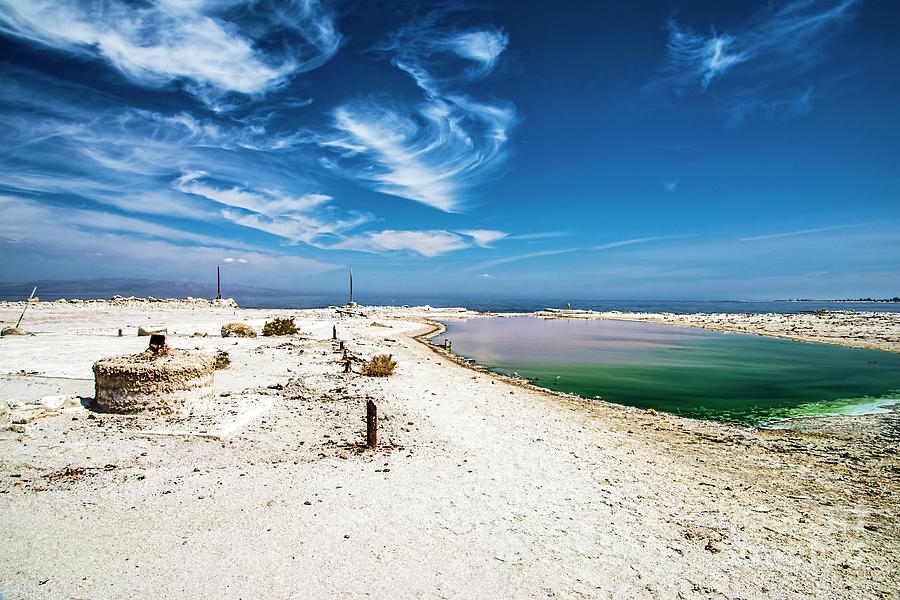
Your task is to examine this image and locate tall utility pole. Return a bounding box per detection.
[216,266,221,300]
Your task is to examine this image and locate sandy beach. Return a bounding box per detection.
[1,300,898,599]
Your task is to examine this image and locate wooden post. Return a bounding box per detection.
[366,400,377,449]
[349,267,353,304]
[339,340,345,351]
[217,266,221,300]
[118,328,123,337]
[332,325,337,340]
[343,359,352,373]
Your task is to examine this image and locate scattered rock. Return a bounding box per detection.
[0,401,10,429]
[138,326,167,337]
[221,322,257,338]
[39,395,83,411]
[1,326,26,336]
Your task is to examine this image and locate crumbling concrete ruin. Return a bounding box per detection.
[92,335,214,414]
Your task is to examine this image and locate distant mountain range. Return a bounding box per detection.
[0,278,307,301]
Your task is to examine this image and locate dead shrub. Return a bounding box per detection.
[214,350,231,369]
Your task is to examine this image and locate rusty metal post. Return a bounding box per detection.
[15,286,36,328]
[148,334,167,355]
[366,400,377,449]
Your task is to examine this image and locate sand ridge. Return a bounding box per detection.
[0,301,898,599]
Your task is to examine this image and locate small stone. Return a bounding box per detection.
[137,326,167,337]
[221,322,257,338]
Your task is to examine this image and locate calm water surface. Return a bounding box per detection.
[432,317,900,425]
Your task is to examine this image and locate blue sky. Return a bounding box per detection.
[0,0,897,299]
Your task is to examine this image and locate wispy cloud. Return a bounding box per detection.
[476,248,579,270]
[457,230,507,247]
[662,26,748,89]
[322,14,516,212]
[332,230,469,258]
[0,194,340,284]
[740,223,860,241]
[0,0,341,108]
[325,95,516,212]
[591,236,681,251]
[724,87,814,127]
[663,179,680,193]
[332,229,508,257]
[507,231,569,241]
[175,172,370,247]
[445,29,509,77]
[651,0,856,122]
[0,68,383,255]
[474,236,682,270]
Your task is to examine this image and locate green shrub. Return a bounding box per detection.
[214,350,231,369]
[364,354,397,377]
[261,317,298,336]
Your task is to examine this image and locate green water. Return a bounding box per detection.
[432,317,900,425]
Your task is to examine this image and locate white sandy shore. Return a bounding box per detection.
[1,301,898,599]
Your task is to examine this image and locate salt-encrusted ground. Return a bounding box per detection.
[1,300,897,599]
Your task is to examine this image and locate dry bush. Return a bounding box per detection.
[221,322,257,338]
[364,354,397,377]
[262,317,297,336]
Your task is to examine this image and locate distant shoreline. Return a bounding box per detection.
[773,298,900,303]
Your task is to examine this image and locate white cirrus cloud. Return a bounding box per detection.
[175,172,369,247]
[0,0,341,106]
[472,236,684,271]
[656,0,856,90]
[333,230,470,257]
[175,172,332,216]
[740,223,863,242]
[327,96,515,212]
[663,27,748,89]
[446,29,508,75]
[458,229,507,247]
[322,14,516,212]
[650,0,856,123]
[0,194,340,285]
